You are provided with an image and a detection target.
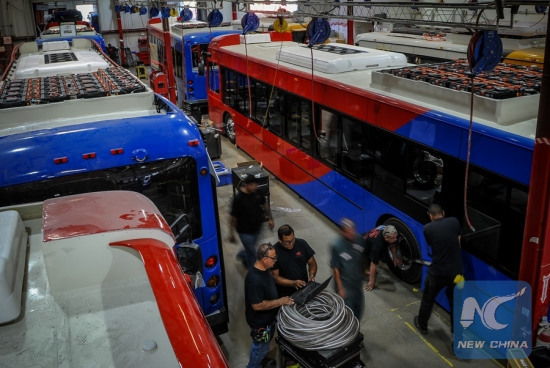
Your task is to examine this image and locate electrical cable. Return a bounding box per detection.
[277,290,359,350]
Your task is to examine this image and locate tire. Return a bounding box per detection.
[223,115,236,145]
[383,217,422,284]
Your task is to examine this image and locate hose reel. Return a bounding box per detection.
[467,30,502,75]
[208,9,224,27]
[180,8,193,21]
[307,18,331,47]
[241,12,260,34]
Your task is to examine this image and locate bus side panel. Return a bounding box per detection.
[396,111,533,186]
[233,104,518,313]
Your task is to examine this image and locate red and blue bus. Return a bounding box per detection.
[206,33,539,308]
[0,37,228,335]
[147,18,240,122]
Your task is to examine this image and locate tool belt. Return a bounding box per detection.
[251,321,275,343]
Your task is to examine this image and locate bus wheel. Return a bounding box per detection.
[223,115,236,144]
[383,218,422,284]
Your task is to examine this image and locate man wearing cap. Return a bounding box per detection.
[229,175,274,268]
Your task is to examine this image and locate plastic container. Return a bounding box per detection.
[213,161,231,186]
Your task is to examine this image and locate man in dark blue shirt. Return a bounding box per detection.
[414,203,463,335]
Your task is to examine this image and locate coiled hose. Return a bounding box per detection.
[277,290,359,350]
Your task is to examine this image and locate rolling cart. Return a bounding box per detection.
[276,333,365,368]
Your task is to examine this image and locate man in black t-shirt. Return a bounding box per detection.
[229,176,274,268]
[245,243,294,368]
[272,224,317,297]
[414,203,463,335]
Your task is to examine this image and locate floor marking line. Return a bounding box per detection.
[405,321,454,367]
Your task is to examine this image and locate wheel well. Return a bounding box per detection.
[222,112,232,124]
[376,214,395,227]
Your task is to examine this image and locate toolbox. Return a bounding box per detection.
[231,164,269,197]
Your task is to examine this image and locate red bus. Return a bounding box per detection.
[205,32,539,316]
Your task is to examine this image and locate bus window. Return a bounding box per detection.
[251,79,270,124]
[373,132,406,192]
[0,158,203,238]
[174,48,182,78]
[464,168,528,276]
[341,116,374,189]
[250,80,284,136]
[191,45,201,68]
[236,74,250,114]
[222,68,249,112]
[285,97,311,151]
[268,89,284,136]
[318,109,338,165]
[405,146,443,205]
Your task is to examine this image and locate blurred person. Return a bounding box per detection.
[229,175,274,268]
[330,218,365,320]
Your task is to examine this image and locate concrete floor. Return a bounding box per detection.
[213,136,506,368]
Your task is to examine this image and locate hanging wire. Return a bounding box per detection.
[463,75,476,232]
[260,36,286,128]
[310,47,318,141]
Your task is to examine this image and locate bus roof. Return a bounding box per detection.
[356,31,545,56]
[277,43,407,73]
[214,36,538,139]
[147,18,235,38]
[0,39,159,136]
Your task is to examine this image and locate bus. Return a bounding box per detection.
[206,33,539,307]
[36,20,107,52]
[355,31,545,65]
[355,32,468,64]
[0,38,229,335]
[147,18,240,122]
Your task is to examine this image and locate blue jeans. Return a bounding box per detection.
[238,231,261,268]
[246,338,272,368]
[247,324,275,368]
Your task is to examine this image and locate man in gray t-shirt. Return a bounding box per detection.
[330,218,365,320]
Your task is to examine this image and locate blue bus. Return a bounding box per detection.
[37,20,107,52]
[0,37,228,335]
[147,18,240,122]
